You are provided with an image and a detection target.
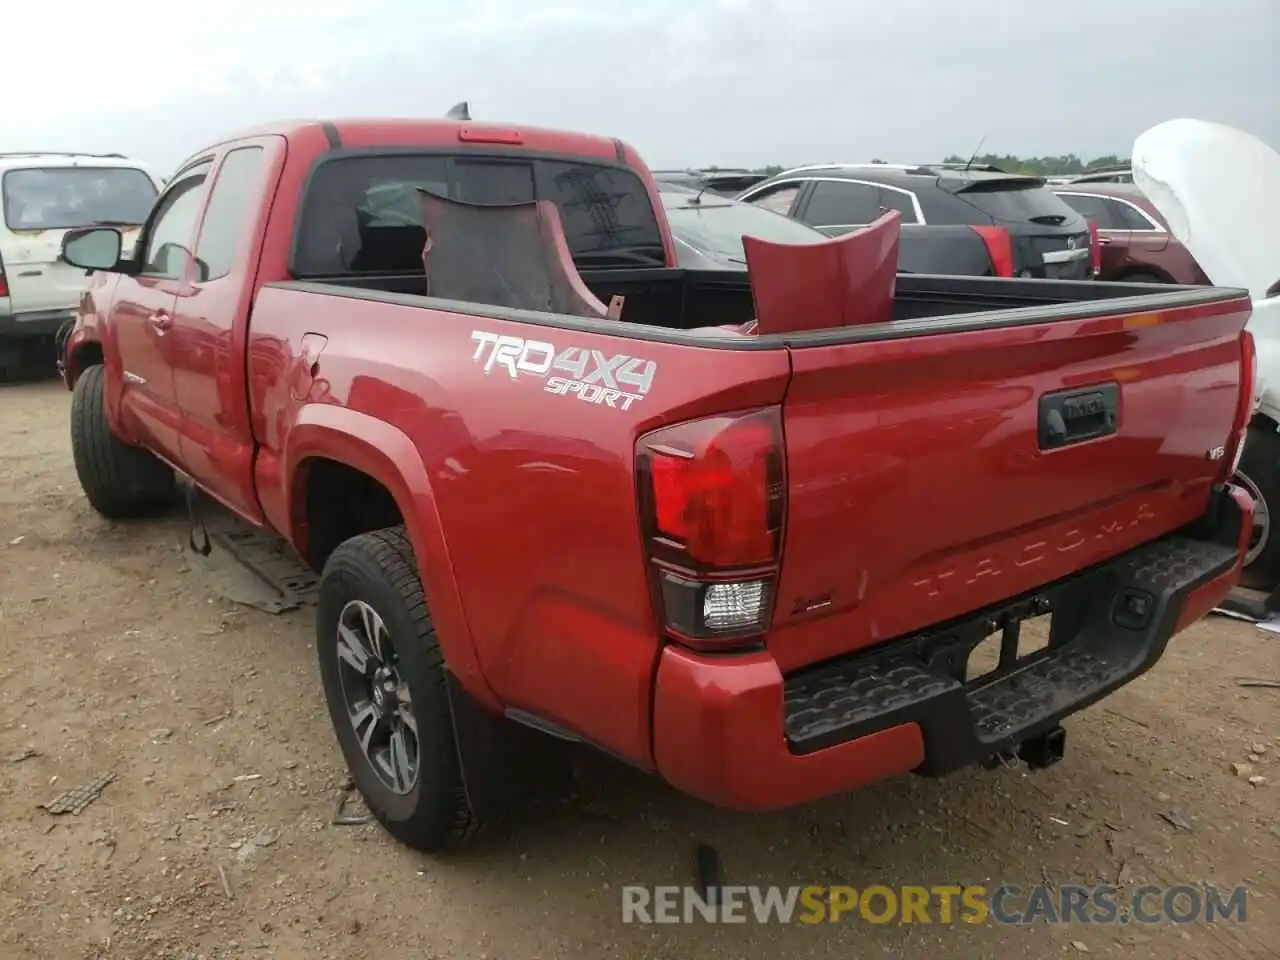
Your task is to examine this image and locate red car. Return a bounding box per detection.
[1053,183,1210,285]
[57,116,1254,852]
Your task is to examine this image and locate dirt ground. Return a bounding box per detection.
[0,378,1277,960]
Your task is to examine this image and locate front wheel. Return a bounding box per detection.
[316,527,476,851]
[1234,422,1280,590]
[70,364,174,519]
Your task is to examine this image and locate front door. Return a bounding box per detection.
[110,160,213,467]
[171,141,278,520]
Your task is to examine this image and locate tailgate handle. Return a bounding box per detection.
[1039,383,1119,450]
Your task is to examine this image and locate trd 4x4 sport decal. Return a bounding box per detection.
[470,330,656,410]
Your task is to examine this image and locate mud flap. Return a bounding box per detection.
[186,482,212,557]
[442,669,569,825]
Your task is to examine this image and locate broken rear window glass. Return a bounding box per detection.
[292,154,666,277]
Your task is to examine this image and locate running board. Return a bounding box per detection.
[183,490,318,615]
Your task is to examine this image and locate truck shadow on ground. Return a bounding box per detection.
[61,505,1269,958]
[162,496,1127,896]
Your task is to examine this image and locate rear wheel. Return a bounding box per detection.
[1235,423,1280,589]
[316,527,476,851]
[70,364,174,518]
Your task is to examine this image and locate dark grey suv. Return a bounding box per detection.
[737,163,1094,280]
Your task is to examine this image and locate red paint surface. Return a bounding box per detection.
[652,645,924,809]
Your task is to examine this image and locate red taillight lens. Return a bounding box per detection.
[972,226,1014,278]
[1227,330,1257,478]
[1087,220,1102,277]
[643,409,782,568]
[638,407,785,649]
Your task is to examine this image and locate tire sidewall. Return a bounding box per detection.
[1235,422,1280,584]
[69,365,100,479]
[70,364,173,515]
[316,547,454,832]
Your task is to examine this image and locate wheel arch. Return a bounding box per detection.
[285,404,498,709]
[1114,264,1176,284]
[65,338,104,387]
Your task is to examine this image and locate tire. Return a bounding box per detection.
[1234,423,1280,589]
[316,527,476,851]
[70,364,175,519]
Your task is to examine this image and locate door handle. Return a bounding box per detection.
[1039,383,1120,450]
[1097,236,1113,245]
[149,311,174,333]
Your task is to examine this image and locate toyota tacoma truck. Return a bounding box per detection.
[58,117,1256,852]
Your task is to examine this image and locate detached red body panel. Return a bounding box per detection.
[60,116,1255,814]
[744,210,900,334]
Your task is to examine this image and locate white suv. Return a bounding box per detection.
[0,152,164,366]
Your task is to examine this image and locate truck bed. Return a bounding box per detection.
[296,269,1229,339]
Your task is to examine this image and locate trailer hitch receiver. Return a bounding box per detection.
[1018,725,1067,770]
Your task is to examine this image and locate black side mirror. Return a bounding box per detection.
[61,227,124,272]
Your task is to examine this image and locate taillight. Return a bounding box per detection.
[637,407,785,650]
[1227,330,1257,478]
[972,226,1014,278]
[1087,220,1102,277]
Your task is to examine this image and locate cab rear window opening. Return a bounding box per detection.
[290,154,667,278]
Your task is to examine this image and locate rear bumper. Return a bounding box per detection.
[652,484,1250,810]
[0,305,75,338]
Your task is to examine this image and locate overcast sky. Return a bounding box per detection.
[3,0,1275,175]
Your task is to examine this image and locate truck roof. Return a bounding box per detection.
[208,118,627,165]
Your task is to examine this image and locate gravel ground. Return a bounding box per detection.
[1,378,1277,960]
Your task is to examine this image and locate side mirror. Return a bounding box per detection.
[61,227,124,272]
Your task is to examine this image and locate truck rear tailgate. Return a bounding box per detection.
[771,294,1252,673]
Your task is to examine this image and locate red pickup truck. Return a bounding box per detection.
[58,117,1256,853]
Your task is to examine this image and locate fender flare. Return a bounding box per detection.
[284,404,499,709]
[66,332,143,446]
[63,330,101,388]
